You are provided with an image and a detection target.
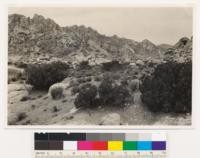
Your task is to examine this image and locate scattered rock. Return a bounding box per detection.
[136,60,144,66]
[66,115,74,120]
[52,106,59,112]
[17,112,27,121]
[99,113,121,125]
[20,95,30,102]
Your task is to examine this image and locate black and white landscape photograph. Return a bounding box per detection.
[7,7,192,126]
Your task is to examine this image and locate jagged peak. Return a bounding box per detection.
[32,14,45,20]
[141,39,154,44]
[141,39,156,47]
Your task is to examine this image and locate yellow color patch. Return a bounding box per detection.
[108,141,123,150]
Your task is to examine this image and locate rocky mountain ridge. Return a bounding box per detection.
[163,37,192,62]
[8,13,167,65]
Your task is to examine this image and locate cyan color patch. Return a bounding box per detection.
[137,141,152,150]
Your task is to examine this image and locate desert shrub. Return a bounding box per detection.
[8,66,23,82]
[174,62,192,112]
[78,61,90,69]
[129,79,140,92]
[102,60,121,71]
[74,84,98,108]
[25,61,69,90]
[86,77,92,82]
[69,79,79,87]
[77,77,87,83]
[20,95,30,102]
[112,85,131,107]
[98,77,131,107]
[17,112,27,121]
[120,79,128,86]
[15,61,27,68]
[49,83,65,100]
[112,73,121,80]
[71,86,80,95]
[140,61,192,113]
[77,77,92,84]
[52,106,59,112]
[98,77,114,105]
[94,76,101,81]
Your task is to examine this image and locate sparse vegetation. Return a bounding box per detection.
[129,79,140,92]
[49,83,64,100]
[78,61,90,69]
[94,76,101,81]
[17,112,27,121]
[25,61,69,90]
[52,106,59,112]
[69,79,79,87]
[8,66,23,83]
[20,95,30,102]
[71,86,80,95]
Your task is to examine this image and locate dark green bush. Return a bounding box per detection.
[98,77,114,105]
[102,60,121,71]
[78,61,90,69]
[98,77,131,107]
[77,77,91,83]
[112,85,131,107]
[71,86,80,95]
[69,79,79,87]
[50,86,64,100]
[74,84,98,108]
[25,61,69,90]
[129,79,140,92]
[17,112,27,121]
[94,76,101,81]
[140,61,192,113]
[86,77,92,82]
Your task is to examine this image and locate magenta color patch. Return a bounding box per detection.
[77,141,93,150]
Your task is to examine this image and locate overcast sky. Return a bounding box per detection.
[9,7,193,45]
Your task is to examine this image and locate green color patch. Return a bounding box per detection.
[123,141,137,150]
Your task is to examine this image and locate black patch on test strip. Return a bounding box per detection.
[49,133,86,141]
[35,133,49,140]
[35,141,49,150]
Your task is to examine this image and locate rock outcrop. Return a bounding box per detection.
[163,37,192,62]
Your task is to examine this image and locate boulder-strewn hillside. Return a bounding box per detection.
[8,14,164,65]
[163,37,192,62]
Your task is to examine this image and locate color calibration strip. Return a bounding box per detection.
[34,133,166,151]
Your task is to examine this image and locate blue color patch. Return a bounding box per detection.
[137,141,152,150]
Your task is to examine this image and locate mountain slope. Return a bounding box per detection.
[163,37,192,62]
[158,43,172,51]
[8,14,165,64]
